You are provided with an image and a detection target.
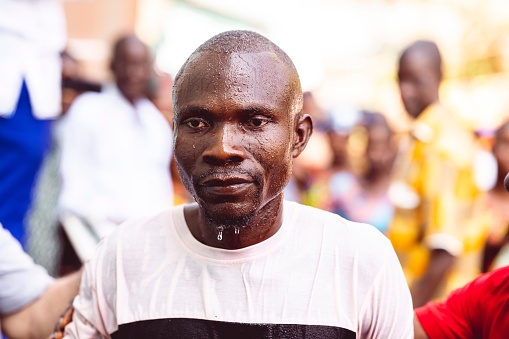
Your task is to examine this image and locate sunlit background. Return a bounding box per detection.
[64,0,509,131]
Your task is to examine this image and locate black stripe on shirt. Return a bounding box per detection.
[111,318,356,339]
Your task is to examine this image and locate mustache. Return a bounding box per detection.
[194,168,262,186]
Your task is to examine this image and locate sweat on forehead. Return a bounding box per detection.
[173,30,303,115]
[175,31,299,86]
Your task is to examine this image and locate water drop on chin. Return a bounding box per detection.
[217,226,224,241]
[193,144,195,149]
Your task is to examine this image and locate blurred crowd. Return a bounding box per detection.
[2,1,509,337]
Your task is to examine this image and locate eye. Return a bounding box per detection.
[184,118,208,129]
[246,116,270,128]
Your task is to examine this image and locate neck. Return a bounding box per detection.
[117,86,142,106]
[184,195,285,250]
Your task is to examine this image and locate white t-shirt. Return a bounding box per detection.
[58,86,173,235]
[64,201,413,338]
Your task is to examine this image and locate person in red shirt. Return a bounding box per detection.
[415,172,509,338]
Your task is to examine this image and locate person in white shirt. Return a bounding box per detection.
[0,224,82,339]
[64,30,413,338]
[57,35,173,270]
[0,0,66,248]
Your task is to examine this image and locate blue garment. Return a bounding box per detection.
[0,81,52,248]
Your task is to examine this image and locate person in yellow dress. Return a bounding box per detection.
[388,40,482,307]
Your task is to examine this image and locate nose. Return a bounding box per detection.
[202,123,246,165]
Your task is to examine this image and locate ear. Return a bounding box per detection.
[292,113,313,158]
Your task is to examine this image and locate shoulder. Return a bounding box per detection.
[432,108,476,166]
[101,208,176,253]
[288,201,393,264]
[63,91,109,125]
[138,98,173,134]
[469,266,509,296]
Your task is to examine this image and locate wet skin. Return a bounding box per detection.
[173,51,312,249]
[398,52,440,118]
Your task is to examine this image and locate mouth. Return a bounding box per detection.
[202,177,252,187]
[199,175,255,197]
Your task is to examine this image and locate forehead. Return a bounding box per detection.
[116,41,149,61]
[175,51,297,114]
[399,51,435,76]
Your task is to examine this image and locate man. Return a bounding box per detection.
[57,35,173,267]
[388,40,481,307]
[0,0,66,247]
[0,224,82,338]
[64,30,413,338]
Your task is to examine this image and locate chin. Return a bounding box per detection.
[201,200,258,229]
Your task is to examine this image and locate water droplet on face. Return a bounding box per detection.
[217,226,224,241]
[193,145,195,149]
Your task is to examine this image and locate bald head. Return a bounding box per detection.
[174,30,303,116]
[111,34,152,104]
[398,40,442,118]
[400,40,442,77]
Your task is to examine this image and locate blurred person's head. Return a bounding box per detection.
[110,34,152,104]
[362,112,395,176]
[398,40,442,119]
[493,120,509,182]
[326,106,361,169]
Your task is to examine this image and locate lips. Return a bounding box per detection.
[199,174,255,197]
[202,177,252,187]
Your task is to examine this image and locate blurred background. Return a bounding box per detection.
[3,0,509,307]
[65,0,509,131]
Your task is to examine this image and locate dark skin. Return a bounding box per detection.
[110,36,152,105]
[398,46,441,119]
[173,51,312,250]
[360,123,395,195]
[398,42,454,307]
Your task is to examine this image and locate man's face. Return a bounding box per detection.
[112,41,151,103]
[173,51,300,227]
[397,53,440,118]
[366,125,393,172]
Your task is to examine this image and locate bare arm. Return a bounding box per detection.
[1,269,83,339]
[411,249,455,308]
[414,314,429,339]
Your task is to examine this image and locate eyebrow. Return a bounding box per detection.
[178,104,277,118]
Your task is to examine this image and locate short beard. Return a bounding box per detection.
[192,167,263,231]
[203,206,257,232]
